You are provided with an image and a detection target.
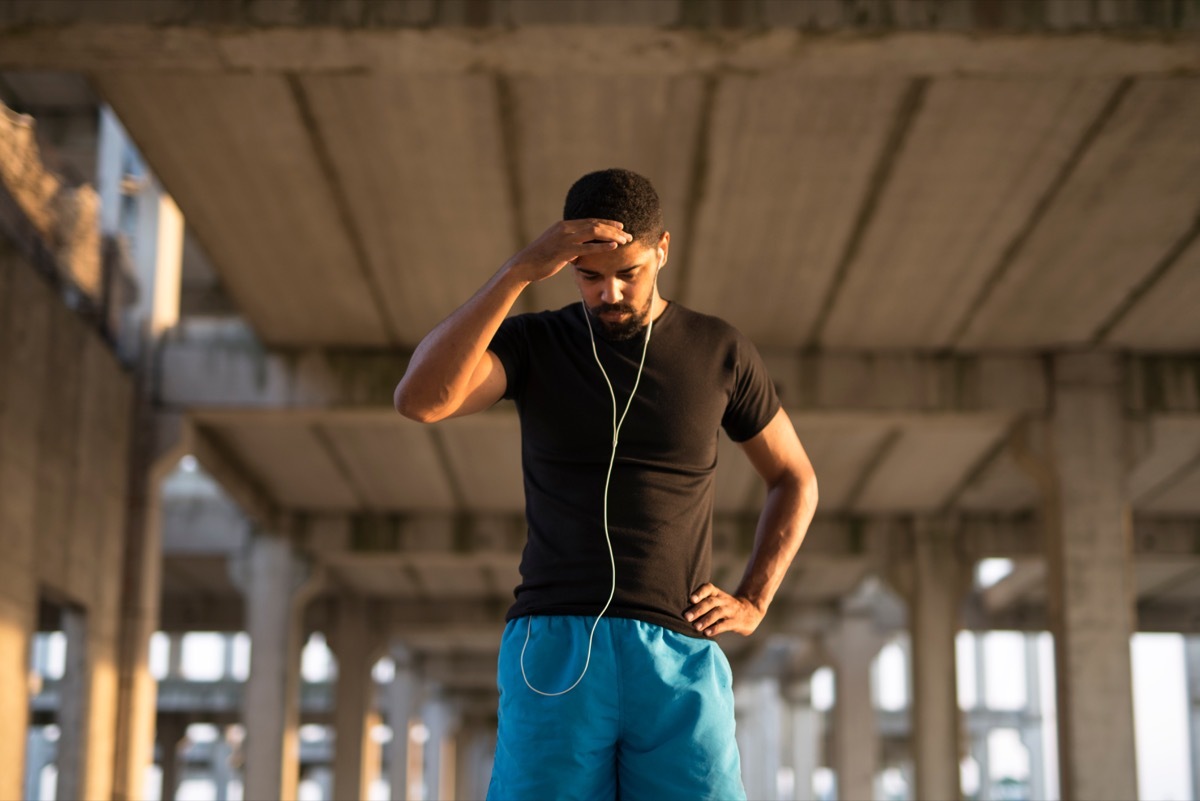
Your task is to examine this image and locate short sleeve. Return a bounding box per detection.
[488,314,529,402]
[721,332,781,443]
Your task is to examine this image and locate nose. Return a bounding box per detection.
[601,277,623,305]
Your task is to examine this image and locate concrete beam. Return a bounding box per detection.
[186,421,280,529]
[159,338,1051,415]
[1,24,1198,75]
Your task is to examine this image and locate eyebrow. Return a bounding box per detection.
[576,265,642,277]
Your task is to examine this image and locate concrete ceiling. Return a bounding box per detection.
[80,67,1200,351]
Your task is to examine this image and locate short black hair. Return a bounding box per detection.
[563,168,665,245]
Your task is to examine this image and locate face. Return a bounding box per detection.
[571,234,668,341]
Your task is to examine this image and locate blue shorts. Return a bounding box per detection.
[486,615,746,801]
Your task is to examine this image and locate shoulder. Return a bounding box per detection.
[496,304,583,339]
[666,303,755,351]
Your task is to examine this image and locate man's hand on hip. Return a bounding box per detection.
[684,583,765,637]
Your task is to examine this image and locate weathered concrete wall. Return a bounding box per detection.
[0,167,134,801]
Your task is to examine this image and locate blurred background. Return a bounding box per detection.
[1,1,1198,800]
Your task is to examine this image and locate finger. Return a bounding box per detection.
[579,218,624,230]
[693,606,728,631]
[684,597,722,622]
[702,618,735,637]
[689,584,717,605]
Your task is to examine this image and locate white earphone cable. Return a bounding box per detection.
[520,267,658,697]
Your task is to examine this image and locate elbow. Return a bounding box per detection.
[803,473,819,512]
[393,382,443,424]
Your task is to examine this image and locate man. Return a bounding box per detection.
[394,169,817,800]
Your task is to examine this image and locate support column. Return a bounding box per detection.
[234,531,320,801]
[156,717,187,801]
[332,595,377,801]
[454,714,496,801]
[387,646,418,801]
[971,634,991,801]
[829,612,883,801]
[422,689,459,801]
[1187,636,1200,801]
[782,675,821,801]
[109,107,184,800]
[736,677,783,800]
[56,606,91,801]
[212,726,236,801]
[112,414,185,801]
[23,728,56,801]
[0,245,47,801]
[910,518,964,801]
[1021,633,1046,801]
[1045,353,1138,801]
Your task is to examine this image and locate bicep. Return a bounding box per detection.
[442,350,508,419]
[737,408,815,487]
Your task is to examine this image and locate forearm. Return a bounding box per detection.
[393,263,527,421]
[734,471,818,614]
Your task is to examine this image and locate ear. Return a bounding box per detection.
[657,230,671,269]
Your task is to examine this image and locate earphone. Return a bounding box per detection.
[520,249,664,697]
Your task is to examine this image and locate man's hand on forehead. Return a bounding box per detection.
[504,219,632,284]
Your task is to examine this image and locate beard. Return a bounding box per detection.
[585,297,652,342]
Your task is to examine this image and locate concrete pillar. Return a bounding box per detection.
[829,613,883,801]
[1021,633,1047,801]
[387,647,419,801]
[422,690,459,801]
[235,532,320,801]
[971,634,991,801]
[737,677,783,800]
[212,726,236,801]
[454,716,496,801]
[910,518,964,801]
[112,415,185,801]
[1187,636,1200,801]
[782,676,821,801]
[166,633,184,679]
[55,606,91,801]
[156,717,187,801]
[24,727,57,801]
[104,113,182,801]
[1046,353,1138,801]
[331,595,376,801]
[0,248,46,801]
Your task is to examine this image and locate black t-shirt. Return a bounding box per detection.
[488,301,780,638]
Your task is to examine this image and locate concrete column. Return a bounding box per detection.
[1046,353,1138,801]
[166,633,184,679]
[156,717,187,801]
[1021,633,1047,801]
[221,633,236,680]
[0,250,46,801]
[782,676,821,801]
[387,647,419,801]
[910,518,964,801]
[24,728,56,801]
[829,613,883,801]
[1186,636,1200,801]
[737,677,783,800]
[235,532,320,801]
[55,607,91,801]
[971,634,991,801]
[422,690,459,801]
[212,726,236,801]
[454,716,496,801]
[112,415,185,801]
[332,595,376,801]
